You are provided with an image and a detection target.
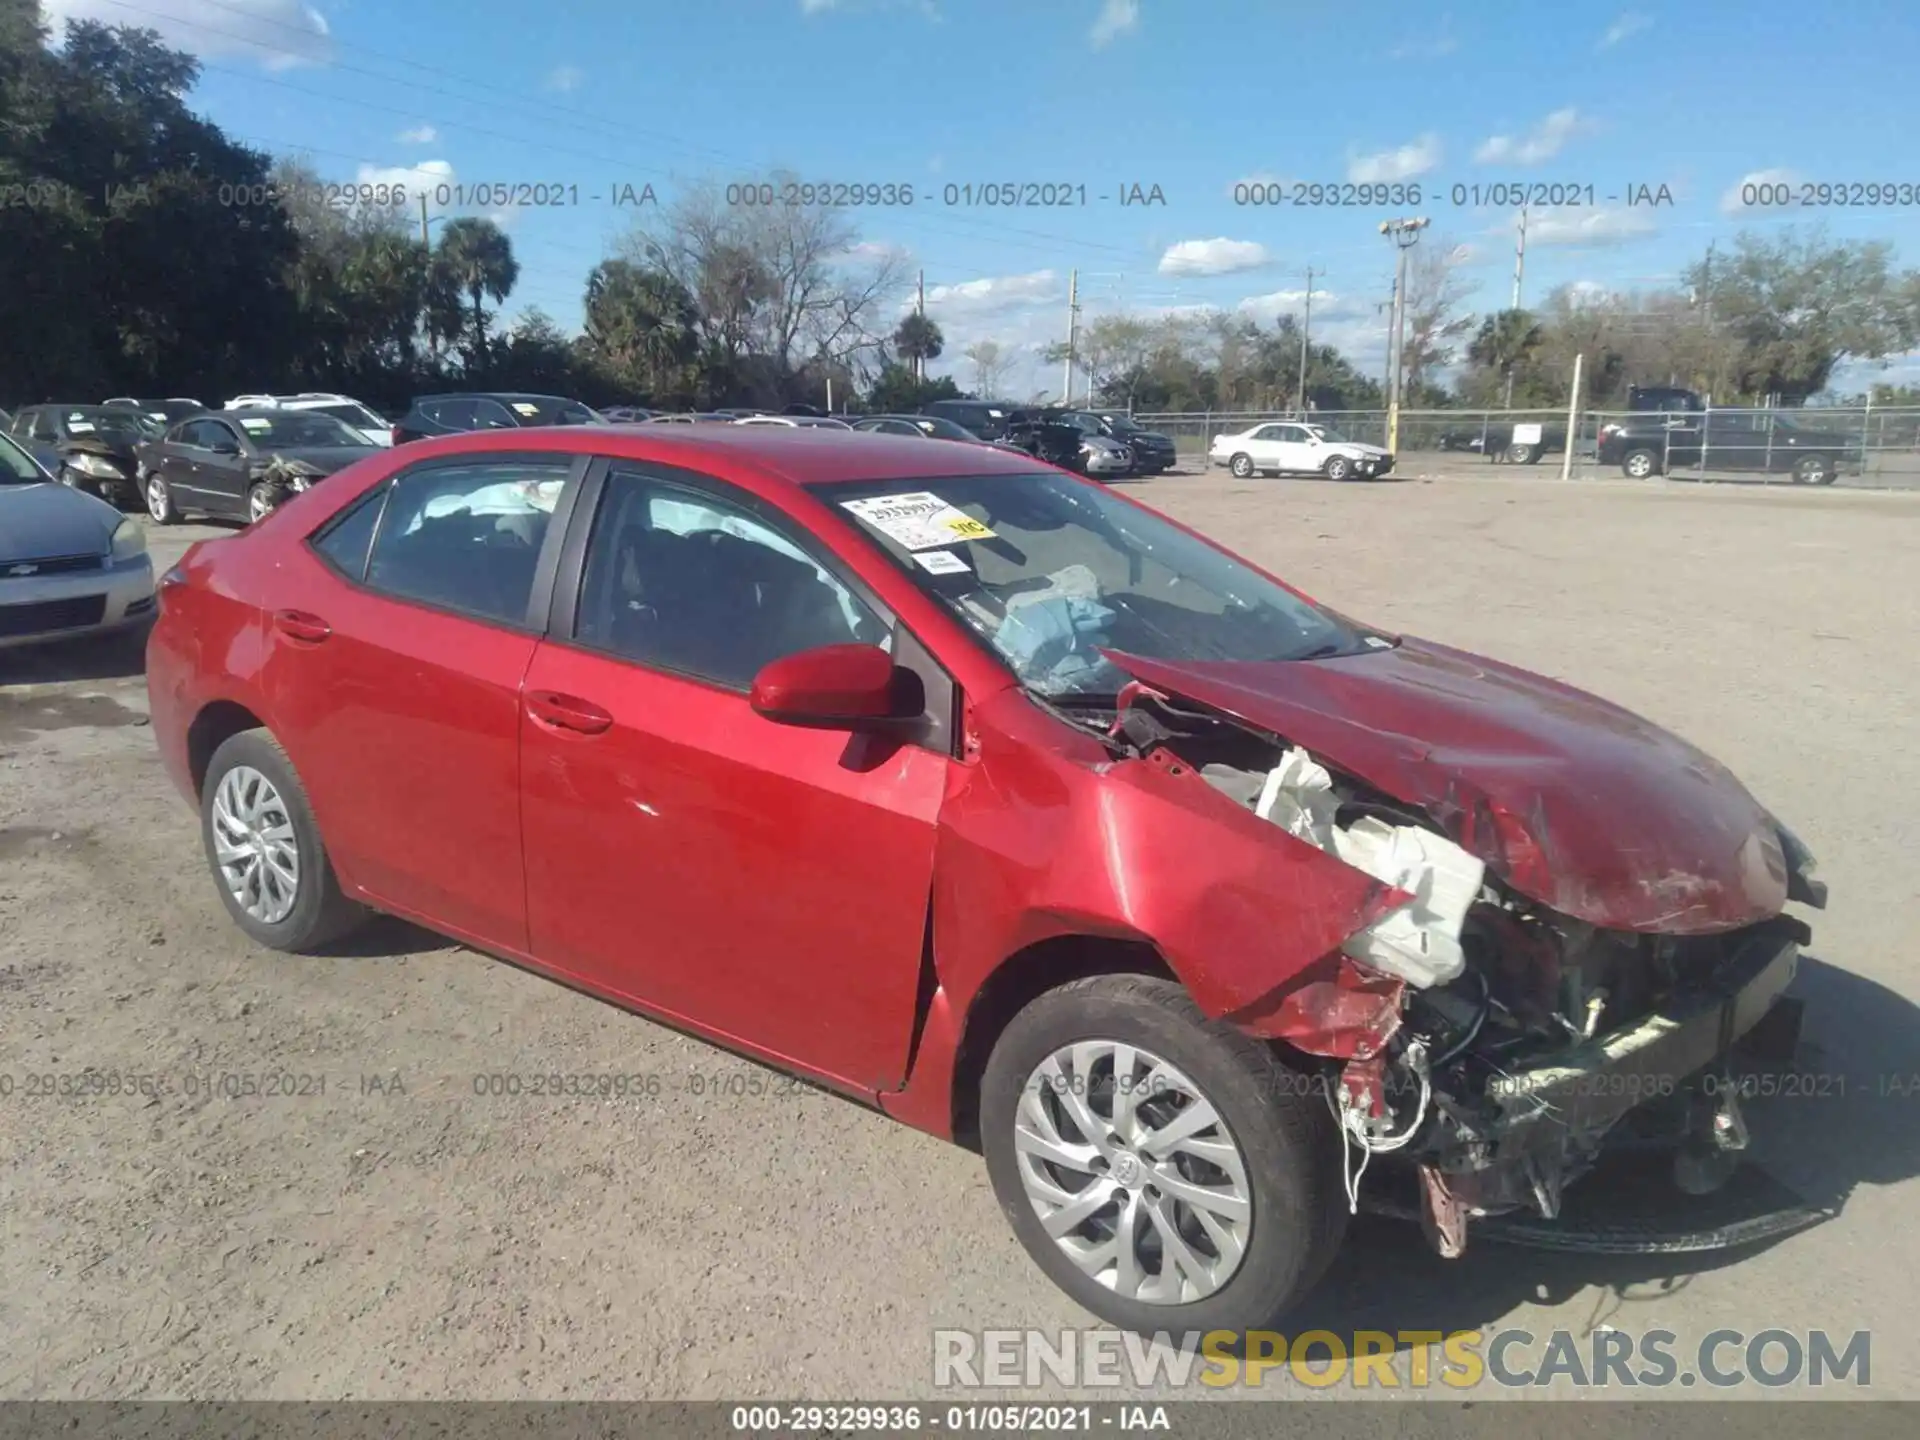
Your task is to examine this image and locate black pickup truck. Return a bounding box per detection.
[1597,406,1862,483]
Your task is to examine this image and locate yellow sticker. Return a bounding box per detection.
[945,515,994,540]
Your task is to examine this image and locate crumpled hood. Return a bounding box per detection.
[263,445,375,474]
[1105,637,1790,934]
[0,483,119,564]
[1331,441,1391,459]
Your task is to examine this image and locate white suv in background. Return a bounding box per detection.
[223,392,391,447]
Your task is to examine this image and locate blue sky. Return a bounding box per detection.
[40,0,1920,397]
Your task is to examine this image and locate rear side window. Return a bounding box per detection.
[311,485,388,580]
[364,460,571,624]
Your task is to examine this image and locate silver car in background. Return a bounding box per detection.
[0,432,156,650]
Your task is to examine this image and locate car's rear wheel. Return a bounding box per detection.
[980,974,1347,1334]
[1506,442,1540,465]
[144,470,179,525]
[1793,454,1835,485]
[1228,453,1256,478]
[1323,454,1353,481]
[201,729,370,952]
[1622,448,1661,479]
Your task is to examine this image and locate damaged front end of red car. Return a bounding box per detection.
[1091,649,1830,1259]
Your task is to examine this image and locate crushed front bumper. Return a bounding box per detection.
[1422,915,1807,1229]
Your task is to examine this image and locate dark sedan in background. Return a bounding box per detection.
[5,404,161,506]
[391,393,604,443]
[0,431,156,650]
[135,410,378,524]
[851,413,1000,443]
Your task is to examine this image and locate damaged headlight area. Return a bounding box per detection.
[1104,687,1823,1261]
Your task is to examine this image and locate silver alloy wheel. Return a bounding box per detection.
[1014,1040,1253,1305]
[146,472,169,521]
[211,764,301,924]
[248,484,274,522]
[1625,451,1656,479]
[1229,453,1254,478]
[1326,455,1351,480]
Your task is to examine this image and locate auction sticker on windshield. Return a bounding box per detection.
[842,491,995,550]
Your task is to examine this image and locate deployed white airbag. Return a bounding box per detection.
[1255,748,1486,988]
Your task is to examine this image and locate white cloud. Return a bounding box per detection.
[40,0,335,70]
[1721,167,1799,215]
[850,240,913,265]
[1090,0,1139,48]
[923,269,1063,316]
[1512,207,1658,246]
[356,159,454,216]
[1474,108,1587,165]
[1598,11,1652,49]
[1158,238,1272,277]
[545,64,584,92]
[801,0,942,15]
[397,124,438,145]
[1347,134,1442,184]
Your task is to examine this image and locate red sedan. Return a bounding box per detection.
[146,425,1826,1332]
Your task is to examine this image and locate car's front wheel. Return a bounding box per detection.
[201,729,370,952]
[1622,447,1661,479]
[1506,442,1540,465]
[1323,454,1353,481]
[1793,454,1835,485]
[144,470,179,525]
[980,974,1347,1334]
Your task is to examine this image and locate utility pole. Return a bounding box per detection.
[1296,266,1319,415]
[1379,216,1428,453]
[419,193,433,249]
[915,269,926,382]
[1503,207,1528,410]
[1062,268,1080,405]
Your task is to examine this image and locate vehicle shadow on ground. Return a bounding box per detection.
[315,912,461,959]
[0,624,151,688]
[1293,953,1920,1346]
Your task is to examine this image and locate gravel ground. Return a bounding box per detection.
[1,470,1915,1401]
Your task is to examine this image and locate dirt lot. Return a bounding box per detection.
[2,470,1916,1401]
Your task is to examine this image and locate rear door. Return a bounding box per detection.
[517,460,951,1089]
[260,452,584,952]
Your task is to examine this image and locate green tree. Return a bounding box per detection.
[892,312,944,377]
[1465,309,1545,405]
[433,217,519,373]
[583,259,701,401]
[865,365,961,413]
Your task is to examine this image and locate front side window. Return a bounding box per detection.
[825,471,1369,699]
[364,460,570,623]
[573,469,887,689]
[0,433,46,484]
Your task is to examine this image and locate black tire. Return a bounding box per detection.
[1622,447,1661,480]
[1228,452,1256,479]
[980,974,1348,1335]
[200,729,370,952]
[143,469,180,525]
[1323,454,1352,481]
[1506,442,1539,465]
[1793,454,1835,486]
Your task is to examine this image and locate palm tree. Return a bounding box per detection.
[434,217,519,372]
[893,312,943,381]
[584,259,700,398]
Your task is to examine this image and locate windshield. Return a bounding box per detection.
[913,416,980,441]
[823,471,1369,699]
[0,433,48,484]
[500,396,602,425]
[312,402,384,429]
[63,407,156,440]
[231,412,372,447]
[1305,425,1352,444]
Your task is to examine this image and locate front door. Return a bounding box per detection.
[519,464,948,1090]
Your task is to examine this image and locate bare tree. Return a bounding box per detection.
[962,339,1008,396]
[619,171,910,396]
[1398,241,1475,403]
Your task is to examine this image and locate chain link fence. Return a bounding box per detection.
[1131,405,1920,489]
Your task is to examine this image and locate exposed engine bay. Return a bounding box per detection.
[1072,680,1828,1258]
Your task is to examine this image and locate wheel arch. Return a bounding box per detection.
[948,933,1176,1151]
[186,699,268,799]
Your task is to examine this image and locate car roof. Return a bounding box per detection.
[412,392,580,404]
[385,424,1048,488]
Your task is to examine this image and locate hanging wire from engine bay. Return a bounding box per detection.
[1327,1038,1433,1213]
